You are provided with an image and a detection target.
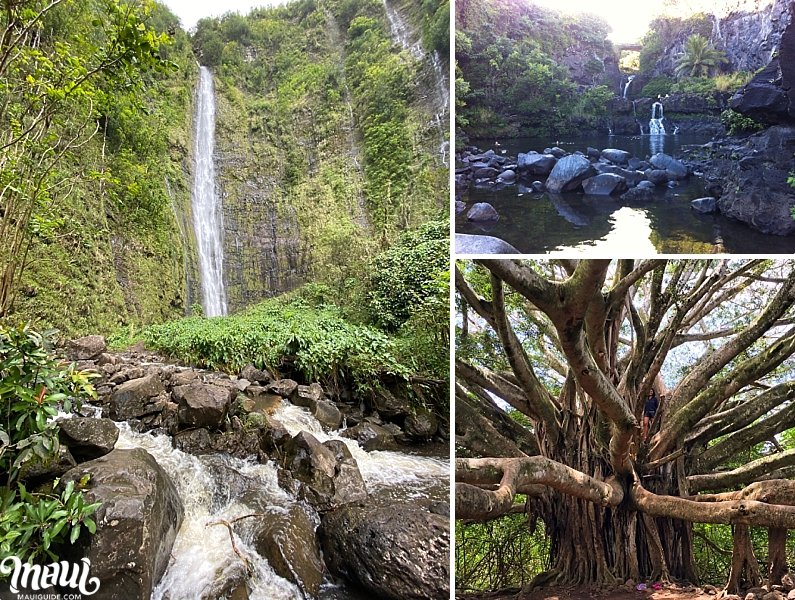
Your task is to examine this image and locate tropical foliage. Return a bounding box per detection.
[0,324,100,564]
[675,34,728,78]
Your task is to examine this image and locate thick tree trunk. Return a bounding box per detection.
[726,525,761,595]
[768,527,787,587]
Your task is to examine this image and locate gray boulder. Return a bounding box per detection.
[600,148,632,164]
[473,167,499,179]
[466,202,499,221]
[621,185,656,202]
[403,412,438,439]
[283,431,337,497]
[313,399,342,430]
[173,382,233,428]
[546,155,597,193]
[296,383,325,408]
[455,234,519,254]
[110,374,166,421]
[650,153,688,179]
[319,504,450,600]
[267,378,299,403]
[691,197,718,214]
[66,335,107,361]
[517,153,557,175]
[647,169,670,186]
[59,448,183,600]
[496,169,516,183]
[57,417,119,461]
[341,421,398,451]
[323,440,368,505]
[582,173,628,195]
[240,364,271,384]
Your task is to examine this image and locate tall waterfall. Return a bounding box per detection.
[192,66,227,317]
[649,101,666,135]
[623,75,635,99]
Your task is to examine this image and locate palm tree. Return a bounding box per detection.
[674,34,728,77]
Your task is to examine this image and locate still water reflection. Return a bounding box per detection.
[457,135,795,255]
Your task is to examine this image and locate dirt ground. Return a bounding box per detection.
[457,583,716,600]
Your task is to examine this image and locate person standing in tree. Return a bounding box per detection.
[643,389,659,441]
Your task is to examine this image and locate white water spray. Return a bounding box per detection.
[192,66,227,317]
[623,75,635,99]
[649,101,666,135]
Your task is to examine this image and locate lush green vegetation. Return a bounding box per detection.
[675,34,728,78]
[143,218,449,395]
[455,0,613,138]
[0,324,100,564]
[638,13,712,76]
[721,109,765,135]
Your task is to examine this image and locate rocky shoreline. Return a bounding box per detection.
[6,335,450,600]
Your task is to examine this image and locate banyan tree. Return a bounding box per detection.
[455,259,795,592]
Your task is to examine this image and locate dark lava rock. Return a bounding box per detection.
[547,146,566,158]
[240,363,271,384]
[594,163,646,184]
[110,374,166,421]
[319,504,449,600]
[650,153,688,179]
[531,180,545,192]
[497,169,516,183]
[582,173,628,195]
[403,411,438,439]
[172,428,214,455]
[691,197,718,214]
[647,169,670,186]
[621,184,656,202]
[700,126,795,235]
[546,155,597,193]
[454,200,466,214]
[173,382,233,428]
[59,448,183,600]
[57,417,119,461]
[370,388,412,419]
[322,439,368,505]
[66,335,107,361]
[466,202,499,221]
[517,153,556,175]
[283,431,337,496]
[600,148,631,164]
[168,369,198,387]
[296,382,325,408]
[628,157,641,169]
[586,147,601,159]
[20,445,77,484]
[341,421,398,451]
[454,234,520,254]
[731,58,792,125]
[313,399,342,430]
[473,166,499,179]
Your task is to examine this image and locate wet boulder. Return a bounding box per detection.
[319,504,450,600]
[283,431,337,497]
[67,335,107,361]
[323,440,368,505]
[496,169,516,183]
[730,58,792,125]
[473,166,499,179]
[546,155,597,193]
[647,169,670,186]
[466,202,499,221]
[57,417,119,461]
[59,448,183,600]
[517,153,556,175]
[173,382,233,429]
[110,374,166,421]
[370,388,412,418]
[313,399,342,430]
[240,363,271,384]
[621,181,656,202]
[172,427,214,455]
[20,445,77,484]
[691,197,718,214]
[169,369,198,387]
[650,153,688,179]
[341,421,398,451]
[403,411,438,439]
[455,234,519,254]
[296,383,325,408]
[582,173,628,196]
[267,378,299,403]
[600,148,631,164]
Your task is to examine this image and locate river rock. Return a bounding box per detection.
[57,417,119,461]
[319,504,450,600]
[296,383,325,408]
[628,157,641,169]
[691,197,717,214]
[240,363,271,384]
[341,421,398,451]
[403,411,438,439]
[582,173,628,195]
[650,153,688,179]
[173,427,214,455]
[267,378,299,403]
[173,382,232,428]
[20,445,77,484]
[169,369,198,387]
[313,399,342,430]
[621,184,656,202]
[546,155,597,193]
[547,146,566,158]
[496,169,516,183]
[370,388,411,418]
[517,153,557,175]
[323,439,368,504]
[67,335,107,361]
[600,148,631,164]
[454,200,466,214]
[473,166,499,179]
[110,374,166,421]
[59,448,183,600]
[467,202,499,221]
[455,234,519,254]
[647,169,670,186]
[283,431,337,497]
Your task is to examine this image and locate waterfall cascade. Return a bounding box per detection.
[192,66,227,317]
[623,75,635,99]
[649,101,666,135]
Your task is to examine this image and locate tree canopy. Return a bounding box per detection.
[456,260,795,593]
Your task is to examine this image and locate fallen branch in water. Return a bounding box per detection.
[206,513,271,571]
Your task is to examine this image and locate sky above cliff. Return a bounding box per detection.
[164,0,282,30]
[531,0,657,42]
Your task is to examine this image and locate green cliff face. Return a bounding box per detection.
[195,0,449,312]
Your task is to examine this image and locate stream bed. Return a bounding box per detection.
[456,134,795,254]
[111,401,449,600]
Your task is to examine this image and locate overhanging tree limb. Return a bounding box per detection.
[687,449,795,493]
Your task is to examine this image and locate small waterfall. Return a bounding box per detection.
[608,125,614,136]
[632,100,637,117]
[382,0,423,60]
[192,66,227,317]
[673,125,680,134]
[623,75,635,99]
[649,101,666,135]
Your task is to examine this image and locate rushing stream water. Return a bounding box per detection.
[457,134,795,254]
[192,66,228,317]
[102,399,448,600]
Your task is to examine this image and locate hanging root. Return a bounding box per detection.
[206,513,272,574]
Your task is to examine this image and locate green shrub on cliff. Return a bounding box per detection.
[721,109,764,135]
[641,76,674,98]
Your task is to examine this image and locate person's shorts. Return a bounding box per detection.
[644,411,656,419]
